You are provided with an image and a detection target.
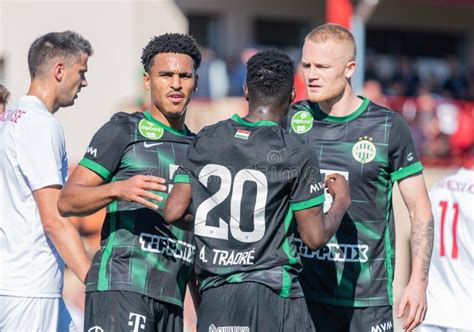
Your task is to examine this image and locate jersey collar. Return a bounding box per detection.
[297,95,369,123]
[231,114,279,127]
[143,111,193,137]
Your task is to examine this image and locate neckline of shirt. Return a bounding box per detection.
[301,95,369,123]
[231,114,279,127]
[143,111,192,137]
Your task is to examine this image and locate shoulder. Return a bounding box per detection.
[288,100,312,117]
[196,119,232,138]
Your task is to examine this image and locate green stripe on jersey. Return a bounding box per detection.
[390,161,423,182]
[280,209,298,297]
[384,184,394,304]
[291,194,325,211]
[79,158,111,181]
[174,174,190,183]
[98,200,118,290]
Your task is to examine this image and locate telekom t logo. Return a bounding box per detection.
[128,312,146,332]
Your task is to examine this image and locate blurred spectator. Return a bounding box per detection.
[391,56,420,96]
[442,56,469,100]
[363,80,388,107]
[417,91,451,158]
[229,46,258,96]
[194,47,229,100]
[0,84,10,113]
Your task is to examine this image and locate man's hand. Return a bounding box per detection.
[112,175,167,210]
[325,173,351,210]
[59,165,168,217]
[398,280,428,331]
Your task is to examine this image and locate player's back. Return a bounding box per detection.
[423,168,474,330]
[183,114,324,297]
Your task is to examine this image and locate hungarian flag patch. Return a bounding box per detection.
[234,129,251,140]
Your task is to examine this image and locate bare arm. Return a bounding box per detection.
[164,182,193,225]
[397,173,433,331]
[58,165,167,217]
[35,186,91,283]
[295,174,351,250]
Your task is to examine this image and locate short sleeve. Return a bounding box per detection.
[16,116,66,190]
[173,166,192,184]
[173,137,197,184]
[78,114,130,182]
[290,146,325,211]
[388,113,424,182]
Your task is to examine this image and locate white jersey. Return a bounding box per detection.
[423,168,474,330]
[0,95,68,298]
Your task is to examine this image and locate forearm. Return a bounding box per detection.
[44,218,91,283]
[409,212,434,283]
[59,182,117,217]
[322,199,347,242]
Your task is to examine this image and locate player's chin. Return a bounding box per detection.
[164,106,186,119]
[306,92,327,103]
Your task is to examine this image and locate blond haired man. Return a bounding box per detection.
[287,24,433,332]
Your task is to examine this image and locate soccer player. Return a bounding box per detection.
[287,24,434,332]
[420,168,474,332]
[0,31,92,331]
[58,33,201,331]
[164,49,351,332]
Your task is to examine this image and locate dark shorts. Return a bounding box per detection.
[197,282,315,332]
[306,300,393,332]
[84,290,183,332]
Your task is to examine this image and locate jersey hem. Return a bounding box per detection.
[85,285,183,308]
[305,296,391,307]
[390,161,423,182]
[201,281,304,299]
[79,158,111,181]
[29,177,63,191]
[0,289,61,298]
[291,194,325,211]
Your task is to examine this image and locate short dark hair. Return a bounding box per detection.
[246,49,294,104]
[141,33,201,73]
[0,84,10,105]
[28,30,93,78]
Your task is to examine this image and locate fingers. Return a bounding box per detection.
[398,296,408,319]
[405,301,426,331]
[140,175,167,184]
[403,301,417,330]
[133,196,159,210]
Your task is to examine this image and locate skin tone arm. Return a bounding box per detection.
[34,185,91,283]
[163,182,192,225]
[397,174,433,331]
[294,173,351,250]
[58,165,167,217]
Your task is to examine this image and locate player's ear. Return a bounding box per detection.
[193,73,199,92]
[143,71,151,90]
[290,87,296,104]
[243,84,249,101]
[345,60,356,79]
[53,61,65,82]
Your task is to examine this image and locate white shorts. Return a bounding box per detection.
[0,295,76,332]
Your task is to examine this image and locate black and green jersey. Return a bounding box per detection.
[287,96,423,307]
[79,111,195,307]
[175,114,325,298]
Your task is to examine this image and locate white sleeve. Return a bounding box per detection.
[16,115,67,191]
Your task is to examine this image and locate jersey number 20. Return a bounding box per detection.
[195,164,267,243]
